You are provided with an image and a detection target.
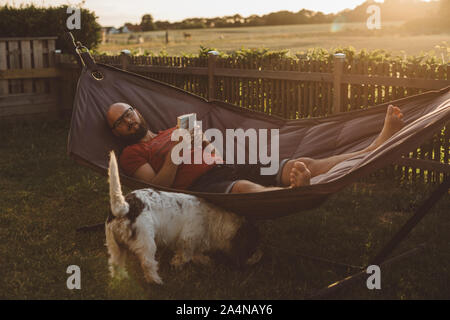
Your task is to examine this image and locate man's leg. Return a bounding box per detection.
[230,180,282,193]
[231,162,312,193]
[231,105,404,192]
[280,105,405,186]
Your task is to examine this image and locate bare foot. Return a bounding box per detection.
[368,105,405,151]
[289,161,311,188]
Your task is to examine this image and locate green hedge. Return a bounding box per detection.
[0,4,101,53]
[112,44,448,73]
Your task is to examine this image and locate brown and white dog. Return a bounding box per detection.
[106,151,262,284]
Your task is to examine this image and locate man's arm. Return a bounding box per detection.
[133,148,179,188]
[190,125,222,158]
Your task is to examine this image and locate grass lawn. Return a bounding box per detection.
[0,119,449,299]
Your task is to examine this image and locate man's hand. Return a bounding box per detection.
[133,141,181,187]
[164,140,183,167]
[189,125,212,149]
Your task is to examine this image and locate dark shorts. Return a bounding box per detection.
[188,159,289,194]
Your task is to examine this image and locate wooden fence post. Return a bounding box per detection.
[333,53,346,114]
[208,50,219,101]
[20,40,33,93]
[0,40,8,95]
[32,39,45,93]
[53,49,64,118]
[448,63,450,81]
[54,50,62,65]
[120,49,131,71]
[8,40,21,94]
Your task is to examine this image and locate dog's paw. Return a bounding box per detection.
[193,254,212,266]
[170,253,187,270]
[144,271,163,285]
[110,265,129,280]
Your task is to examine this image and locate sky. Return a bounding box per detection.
[1,0,420,27]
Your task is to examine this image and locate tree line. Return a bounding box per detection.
[128,0,445,31]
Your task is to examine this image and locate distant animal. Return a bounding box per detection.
[183,32,192,40]
[105,151,262,284]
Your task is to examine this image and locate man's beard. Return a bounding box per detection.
[117,113,149,145]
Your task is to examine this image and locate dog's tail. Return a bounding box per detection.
[108,150,129,217]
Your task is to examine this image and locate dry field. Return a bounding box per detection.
[99,22,450,57]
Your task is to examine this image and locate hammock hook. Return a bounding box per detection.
[66,32,104,80]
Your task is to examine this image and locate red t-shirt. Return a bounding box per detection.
[119,127,219,190]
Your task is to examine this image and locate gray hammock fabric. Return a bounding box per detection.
[67,58,450,219]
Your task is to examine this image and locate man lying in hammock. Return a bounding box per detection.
[106,103,404,193]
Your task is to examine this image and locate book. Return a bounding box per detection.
[177,113,197,130]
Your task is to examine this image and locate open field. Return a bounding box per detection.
[99,22,450,57]
[0,119,449,299]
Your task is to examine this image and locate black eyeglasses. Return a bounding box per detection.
[112,107,134,129]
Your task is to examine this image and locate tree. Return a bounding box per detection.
[246,14,264,26]
[441,0,450,16]
[440,0,450,28]
[124,22,142,32]
[265,11,303,26]
[0,4,101,53]
[155,20,171,30]
[141,14,156,31]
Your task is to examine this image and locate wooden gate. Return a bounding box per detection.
[0,37,61,119]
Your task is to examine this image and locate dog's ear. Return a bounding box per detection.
[229,220,262,268]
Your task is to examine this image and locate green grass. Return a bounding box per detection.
[0,119,449,299]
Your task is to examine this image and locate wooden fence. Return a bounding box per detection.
[0,37,62,119]
[89,53,450,117]
[59,52,449,183]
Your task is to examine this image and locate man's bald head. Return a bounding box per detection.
[106,102,132,128]
[106,102,149,145]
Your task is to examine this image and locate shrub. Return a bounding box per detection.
[0,4,101,53]
[195,45,448,71]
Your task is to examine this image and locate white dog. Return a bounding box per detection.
[106,151,262,284]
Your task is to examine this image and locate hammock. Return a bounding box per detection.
[67,51,450,219]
